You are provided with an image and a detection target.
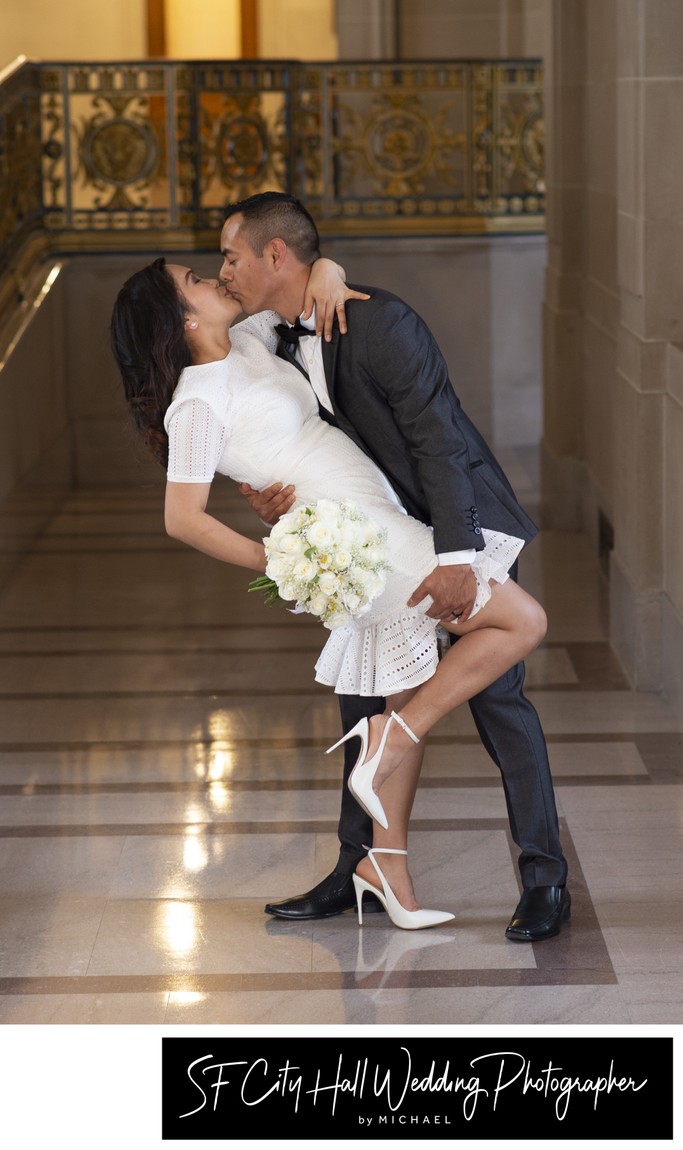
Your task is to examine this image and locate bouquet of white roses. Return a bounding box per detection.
[249,499,389,630]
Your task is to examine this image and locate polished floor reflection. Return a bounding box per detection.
[1,451,682,1025]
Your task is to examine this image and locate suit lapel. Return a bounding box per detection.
[321,330,375,455]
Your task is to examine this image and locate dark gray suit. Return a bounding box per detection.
[281,284,567,889]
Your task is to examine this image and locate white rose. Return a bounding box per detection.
[366,572,387,597]
[293,557,317,581]
[279,580,299,601]
[277,533,306,555]
[268,521,286,541]
[332,549,352,570]
[314,499,342,522]
[307,591,329,615]
[265,555,289,580]
[342,590,362,613]
[269,514,299,540]
[318,571,340,596]
[307,521,338,548]
[325,609,351,630]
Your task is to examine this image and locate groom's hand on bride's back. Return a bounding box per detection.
[239,481,296,526]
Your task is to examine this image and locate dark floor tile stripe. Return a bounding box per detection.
[0,818,514,838]
[0,779,344,796]
[0,622,317,634]
[0,733,678,754]
[31,547,200,555]
[0,737,349,752]
[0,646,321,657]
[635,732,683,780]
[0,774,657,797]
[562,642,630,690]
[0,968,618,996]
[0,688,329,700]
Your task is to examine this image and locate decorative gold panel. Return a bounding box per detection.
[0,65,44,269]
[193,62,291,234]
[0,57,544,303]
[40,65,176,233]
[301,61,544,234]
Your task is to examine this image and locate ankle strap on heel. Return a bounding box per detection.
[390,710,420,744]
[368,847,407,857]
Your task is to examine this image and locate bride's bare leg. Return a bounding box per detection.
[362,579,547,794]
[351,580,545,911]
[355,689,425,911]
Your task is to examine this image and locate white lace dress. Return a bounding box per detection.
[164,312,524,696]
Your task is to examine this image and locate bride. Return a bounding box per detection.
[110,257,547,931]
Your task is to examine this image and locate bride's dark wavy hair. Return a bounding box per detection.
[110,257,191,467]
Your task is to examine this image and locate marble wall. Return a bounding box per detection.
[0,0,145,71]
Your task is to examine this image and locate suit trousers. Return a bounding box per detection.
[334,634,567,890]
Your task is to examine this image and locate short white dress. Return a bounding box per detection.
[164,312,524,696]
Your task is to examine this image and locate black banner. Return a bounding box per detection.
[161,1036,673,1141]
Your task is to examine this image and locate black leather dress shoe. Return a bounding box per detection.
[264,869,383,920]
[505,885,571,942]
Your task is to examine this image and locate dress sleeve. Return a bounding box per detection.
[166,398,227,483]
[231,310,282,353]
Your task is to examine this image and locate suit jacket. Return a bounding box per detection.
[315,284,538,555]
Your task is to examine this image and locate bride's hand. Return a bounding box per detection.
[302,258,370,341]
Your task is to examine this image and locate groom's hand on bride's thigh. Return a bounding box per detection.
[408,564,477,623]
[238,482,296,526]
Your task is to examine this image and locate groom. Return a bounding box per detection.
[219,191,570,942]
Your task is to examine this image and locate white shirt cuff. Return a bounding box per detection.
[438,550,477,565]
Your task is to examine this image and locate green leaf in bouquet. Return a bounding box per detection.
[247,575,286,608]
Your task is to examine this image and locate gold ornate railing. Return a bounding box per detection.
[1,55,544,324]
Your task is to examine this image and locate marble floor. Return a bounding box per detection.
[0,452,682,1031]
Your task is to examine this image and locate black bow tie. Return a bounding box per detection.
[274,320,312,345]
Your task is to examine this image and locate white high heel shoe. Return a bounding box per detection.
[353,848,455,931]
[326,710,420,831]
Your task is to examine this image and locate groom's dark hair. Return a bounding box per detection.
[223,191,321,265]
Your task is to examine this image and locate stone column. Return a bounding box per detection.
[611,0,683,691]
[336,0,548,61]
[335,0,398,59]
[541,0,587,531]
[543,0,683,706]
